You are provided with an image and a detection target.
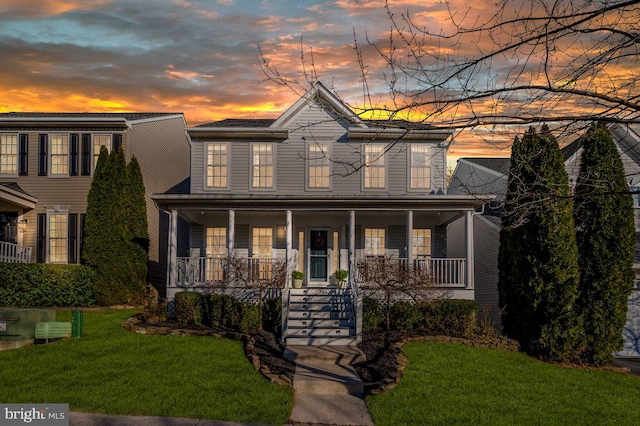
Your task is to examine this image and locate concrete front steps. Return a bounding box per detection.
[285,286,357,346]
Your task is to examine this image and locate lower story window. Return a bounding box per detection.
[412,229,432,258]
[364,228,385,256]
[48,213,68,263]
[206,227,226,281]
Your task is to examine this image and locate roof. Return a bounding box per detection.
[561,137,583,161]
[460,157,511,176]
[0,112,181,121]
[0,182,37,208]
[196,119,277,128]
[0,182,31,196]
[363,119,436,131]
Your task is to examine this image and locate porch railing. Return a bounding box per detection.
[176,256,280,286]
[355,257,466,287]
[0,241,32,263]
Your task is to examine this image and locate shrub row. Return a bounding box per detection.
[0,263,95,307]
[174,291,282,333]
[364,297,478,337]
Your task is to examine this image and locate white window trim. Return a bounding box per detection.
[48,133,70,178]
[45,205,70,264]
[249,143,276,191]
[203,142,230,191]
[92,133,113,175]
[407,143,432,192]
[362,144,387,191]
[0,133,19,177]
[305,142,332,191]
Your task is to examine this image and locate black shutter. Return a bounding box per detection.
[38,134,47,176]
[37,214,46,263]
[113,134,122,152]
[69,134,79,176]
[68,214,78,264]
[79,214,86,264]
[81,134,91,176]
[18,134,28,176]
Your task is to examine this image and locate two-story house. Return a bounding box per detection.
[152,83,488,345]
[0,113,190,287]
[449,124,640,356]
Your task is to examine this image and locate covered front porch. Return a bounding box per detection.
[0,183,37,263]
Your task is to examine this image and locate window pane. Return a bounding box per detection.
[308,143,330,188]
[49,213,68,263]
[206,143,228,188]
[410,145,431,189]
[206,227,226,281]
[412,228,432,257]
[252,144,273,188]
[364,228,385,256]
[0,134,18,175]
[50,134,69,175]
[252,227,273,280]
[93,134,112,170]
[364,144,385,188]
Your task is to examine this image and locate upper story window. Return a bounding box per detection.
[0,134,18,175]
[206,143,228,188]
[308,143,330,189]
[364,144,386,189]
[410,144,431,190]
[93,134,112,171]
[251,143,274,189]
[364,228,386,256]
[50,134,69,176]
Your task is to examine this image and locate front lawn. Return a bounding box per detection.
[367,341,640,425]
[0,310,293,424]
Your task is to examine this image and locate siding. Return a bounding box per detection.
[449,160,507,200]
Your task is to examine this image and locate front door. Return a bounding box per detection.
[309,230,328,281]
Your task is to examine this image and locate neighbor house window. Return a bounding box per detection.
[410,144,431,189]
[252,227,273,279]
[206,143,228,188]
[50,134,69,176]
[93,134,112,170]
[364,144,385,189]
[412,229,432,258]
[251,143,273,188]
[48,213,68,263]
[206,227,227,281]
[0,134,18,175]
[364,228,385,256]
[308,143,330,189]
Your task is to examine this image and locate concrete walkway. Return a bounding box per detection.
[284,345,374,426]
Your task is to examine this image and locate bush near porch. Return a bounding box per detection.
[0,263,95,307]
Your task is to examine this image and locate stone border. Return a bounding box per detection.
[121,316,293,387]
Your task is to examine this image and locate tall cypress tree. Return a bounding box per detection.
[499,126,581,361]
[573,124,635,366]
[125,156,149,293]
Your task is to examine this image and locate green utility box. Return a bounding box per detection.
[0,309,56,341]
[72,310,84,338]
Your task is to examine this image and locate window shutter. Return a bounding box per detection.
[68,214,78,264]
[37,214,46,263]
[18,134,28,176]
[81,134,91,175]
[79,214,86,264]
[113,134,122,152]
[38,134,47,176]
[69,134,79,176]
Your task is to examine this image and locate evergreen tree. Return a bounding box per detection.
[573,124,635,366]
[499,126,581,361]
[124,156,149,294]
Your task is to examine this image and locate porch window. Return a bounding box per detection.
[308,143,330,189]
[413,228,432,258]
[206,227,226,281]
[251,143,273,188]
[48,213,68,263]
[410,144,431,189]
[93,134,112,170]
[206,143,228,188]
[252,227,273,279]
[50,134,69,176]
[0,134,18,175]
[364,144,385,189]
[364,228,385,256]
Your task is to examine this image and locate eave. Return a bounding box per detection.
[187,127,289,141]
[348,127,453,142]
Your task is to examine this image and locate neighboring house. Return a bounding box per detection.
[0,113,190,286]
[152,83,489,346]
[449,125,640,356]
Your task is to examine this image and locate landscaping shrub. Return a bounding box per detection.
[203,294,228,327]
[174,291,203,325]
[0,263,95,307]
[420,299,478,337]
[390,301,422,330]
[363,296,381,331]
[238,303,261,332]
[262,297,282,335]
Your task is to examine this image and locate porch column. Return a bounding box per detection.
[286,210,292,288]
[406,210,414,262]
[349,210,356,282]
[227,210,235,258]
[465,210,474,290]
[168,209,178,288]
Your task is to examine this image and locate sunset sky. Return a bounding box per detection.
[0,0,608,163]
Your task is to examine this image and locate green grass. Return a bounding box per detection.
[0,310,293,424]
[367,341,640,426]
